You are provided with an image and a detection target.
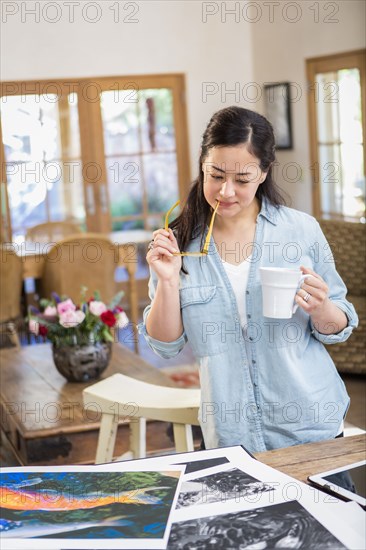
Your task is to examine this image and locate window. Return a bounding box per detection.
[307,50,366,222]
[100,87,179,231]
[1,91,84,240]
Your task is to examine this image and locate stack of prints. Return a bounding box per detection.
[1,446,365,549]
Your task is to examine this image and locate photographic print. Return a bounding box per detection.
[174,457,229,475]
[168,500,347,549]
[264,82,293,150]
[0,468,182,549]
[176,467,273,509]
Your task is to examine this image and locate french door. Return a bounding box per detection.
[81,74,190,233]
[0,74,190,241]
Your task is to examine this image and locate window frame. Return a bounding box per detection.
[306,49,366,220]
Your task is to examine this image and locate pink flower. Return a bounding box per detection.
[59,310,85,328]
[116,311,129,328]
[29,319,39,335]
[44,305,57,316]
[57,299,76,315]
[89,301,107,316]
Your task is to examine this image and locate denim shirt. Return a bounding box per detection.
[138,200,358,453]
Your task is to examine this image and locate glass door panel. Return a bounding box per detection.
[6,162,48,234]
[139,88,176,152]
[318,145,342,216]
[106,155,143,230]
[339,69,363,144]
[144,152,179,213]
[101,90,140,155]
[314,65,365,220]
[46,160,84,222]
[0,92,85,240]
[340,143,364,218]
[99,80,185,295]
[100,87,179,231]
[315,72,340,143]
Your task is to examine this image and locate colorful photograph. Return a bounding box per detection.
[0,469,180,545]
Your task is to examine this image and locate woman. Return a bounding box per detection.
[138,106,358,453]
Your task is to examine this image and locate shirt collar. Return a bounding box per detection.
[258,198,279,225]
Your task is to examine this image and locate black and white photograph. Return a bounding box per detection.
[176,467,274,509]
[175,457,230,476]
[168,500,347,550]
[264,82,293,150]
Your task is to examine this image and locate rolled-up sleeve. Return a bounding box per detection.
[309,221,359,344]
[137,269,187,359]
[310,305,358,344]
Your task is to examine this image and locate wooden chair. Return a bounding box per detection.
[83,373,201,463]
[0,246,23,347]
[25,221,82,243]
[40,234,139,351]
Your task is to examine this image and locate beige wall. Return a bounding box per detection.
[251,0,366,212]
[1,0,365,212]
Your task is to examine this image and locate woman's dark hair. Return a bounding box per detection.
[170,106,287,254]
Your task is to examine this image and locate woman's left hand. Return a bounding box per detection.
[295,266,330,315]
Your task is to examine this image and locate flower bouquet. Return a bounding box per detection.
[28,287,129,382]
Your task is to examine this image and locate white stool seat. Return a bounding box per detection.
[83,373,201,463]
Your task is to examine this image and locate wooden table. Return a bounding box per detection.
[0,343,175,466]
[256,434,366,483]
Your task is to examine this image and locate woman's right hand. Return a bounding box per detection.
[146,228,182,282]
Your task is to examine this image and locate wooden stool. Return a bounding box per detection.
[83,373,201,464]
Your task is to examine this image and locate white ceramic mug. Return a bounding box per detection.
[259,267,308,319]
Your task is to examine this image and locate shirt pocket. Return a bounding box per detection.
[180,285,229,357]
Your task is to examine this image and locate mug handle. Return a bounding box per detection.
[292,274,310,314]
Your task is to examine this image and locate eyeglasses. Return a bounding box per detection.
[165,199,220,256]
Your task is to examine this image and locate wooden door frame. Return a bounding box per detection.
[92,73,190,232]
[0,118,12,243]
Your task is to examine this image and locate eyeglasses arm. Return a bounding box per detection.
[202,200,220,254]
[164,200,181,231]
[164,199,220,256]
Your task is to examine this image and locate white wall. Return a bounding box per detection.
[1,0,365,212]
[251,0,366,212]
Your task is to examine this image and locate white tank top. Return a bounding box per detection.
[221,256,251,328]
